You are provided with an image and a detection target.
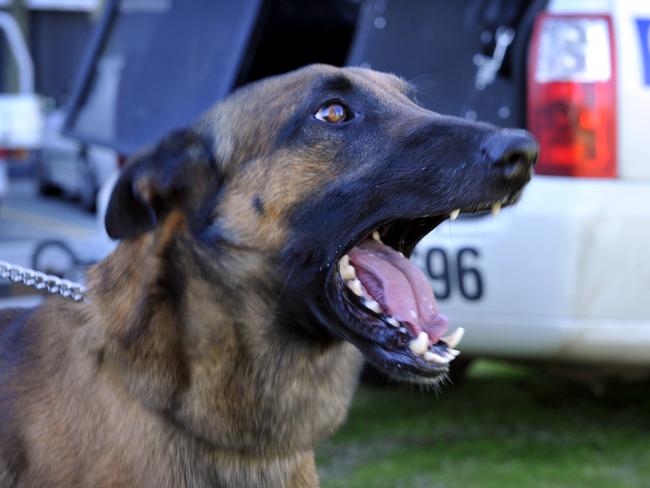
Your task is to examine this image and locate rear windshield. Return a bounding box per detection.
[66,0,261,153]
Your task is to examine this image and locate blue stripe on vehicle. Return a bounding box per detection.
[637,19,650,86]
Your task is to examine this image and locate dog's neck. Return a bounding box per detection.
[87,226,363,477]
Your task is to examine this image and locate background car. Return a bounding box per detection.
[61,0,650,371]
[0,9,42,203]
[443,0,650,370]
[36,108,116,211]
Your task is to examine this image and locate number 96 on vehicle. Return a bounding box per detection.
[413,246,484,302]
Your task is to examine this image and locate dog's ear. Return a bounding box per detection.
[105,128,214,239]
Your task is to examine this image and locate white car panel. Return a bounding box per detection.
[415,176,650,365]
[613,1,650,179]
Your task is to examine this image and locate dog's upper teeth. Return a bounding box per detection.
[440,327,465,349]
[372,230,382,242]
[338,255,357,280]
[423,350,452,364]
[409,331,429,355]
[447,348,461,357]
[491,202,502,217]
[450,209,461,221]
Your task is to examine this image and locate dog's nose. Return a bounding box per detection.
[482,129,539,181]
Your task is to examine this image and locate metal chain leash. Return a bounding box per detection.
[0,261,86,302]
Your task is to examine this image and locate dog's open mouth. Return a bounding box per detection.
[329,201,510,383]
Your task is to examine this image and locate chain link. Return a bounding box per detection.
[0,261,86,302]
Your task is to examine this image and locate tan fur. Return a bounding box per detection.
[0,65,385,487]
[0,62,520,486]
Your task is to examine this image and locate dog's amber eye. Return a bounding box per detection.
[315,102,351,123]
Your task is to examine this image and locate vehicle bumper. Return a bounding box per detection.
[415,176,650,366]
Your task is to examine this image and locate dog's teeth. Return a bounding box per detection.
[340,266,356,281]
[347,278,364,297]
[363,298,382,314]
[491,202,501,217]
[440,327,465,349]
[372,230,382,242]
[409,331,429,355]
[450,209,461,221]
[447,348,461,357]
[386,317,400,327]
[338,255,356,280]
[423,350,452,364]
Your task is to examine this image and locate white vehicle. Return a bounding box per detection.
[410,0,650,369]
[73,0,650,370]
[36,109,117,211]
[0,11,43,201]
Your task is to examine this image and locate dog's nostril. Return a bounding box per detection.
[482,129,539,180]
[502,154,534,180]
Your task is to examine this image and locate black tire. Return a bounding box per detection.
[38,181,62,197]
[35,153,62,197]
[78,153,98,213]
[32,239,78,278]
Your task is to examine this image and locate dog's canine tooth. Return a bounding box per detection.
[447,348,461,357]
[340,265,356,281]
[409,331,429,355]
[440,327,465,349]
[386,317,400,327]
[346,278,364,297]
[423,350,452,364]
[338,255,356,280]
[450,209,461,220]
[371,230,382,242]
[363,298,382,314]
[491,202,501,216]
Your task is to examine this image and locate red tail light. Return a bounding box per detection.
[0,149,29,160]
[528,14,617,178]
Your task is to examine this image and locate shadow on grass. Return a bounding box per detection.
[317,361,650,488]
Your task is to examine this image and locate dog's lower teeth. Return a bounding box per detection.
[363,298,382,314]
[491,202,501,216]
[338,255,356,280]
[371,230,382,242]
[341,266,356,280]
[450,209,461,220]
[346,278,364,297]
[409,331,429,355]
[447,348,461,357]
[386,317,400,327]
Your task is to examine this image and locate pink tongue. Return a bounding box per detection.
[348,240,449,341]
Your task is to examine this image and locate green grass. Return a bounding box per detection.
[317,361,650,488]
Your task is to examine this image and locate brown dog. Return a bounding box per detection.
[0,65,536,487]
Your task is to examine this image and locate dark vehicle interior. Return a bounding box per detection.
[64,0,546,154]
